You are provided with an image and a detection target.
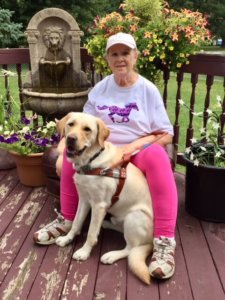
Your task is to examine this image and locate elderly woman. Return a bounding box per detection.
[34,32,177,280]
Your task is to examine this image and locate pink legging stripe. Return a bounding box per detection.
[60,143,178,237]
[60,151,78,221]
[130,144,178,237]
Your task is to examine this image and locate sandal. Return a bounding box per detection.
[33,209,72,245]
[149,236,176,279]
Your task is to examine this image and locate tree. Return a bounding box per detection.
[70,0,122,42]
[1,0,123,44]
[168,0,225,46]
[0,8,24,48]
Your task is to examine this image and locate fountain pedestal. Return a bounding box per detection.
[23,88,90,120]
[23,8,91,119]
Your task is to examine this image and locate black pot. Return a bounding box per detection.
[184,157,225,222]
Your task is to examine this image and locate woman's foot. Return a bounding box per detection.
[33,210,72,245]
[149,236,176,279]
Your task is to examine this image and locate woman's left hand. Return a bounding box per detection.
[120,133,172,160]
[121,144,138,155]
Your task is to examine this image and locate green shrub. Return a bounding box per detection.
[0,8,24,48]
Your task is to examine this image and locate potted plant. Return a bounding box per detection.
[86,0,211,83]
[179,96,225,222]
[0,113,59,186]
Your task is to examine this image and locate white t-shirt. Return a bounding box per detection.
[83,74,173,147]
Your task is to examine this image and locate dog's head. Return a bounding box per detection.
[56,112,110,159]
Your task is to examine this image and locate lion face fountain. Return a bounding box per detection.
[23,8,91,119]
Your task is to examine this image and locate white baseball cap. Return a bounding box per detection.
[106,32,137,51]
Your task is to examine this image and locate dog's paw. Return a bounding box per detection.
[56,236,72,247]
[73,248,90,261]
[100,252,117,264]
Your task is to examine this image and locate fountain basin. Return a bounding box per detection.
[22,87,90,118]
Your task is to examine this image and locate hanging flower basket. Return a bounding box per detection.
[10,151,46,187]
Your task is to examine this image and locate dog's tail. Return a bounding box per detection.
[128,244,152,285]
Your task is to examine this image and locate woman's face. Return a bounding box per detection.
[106,44,138,77]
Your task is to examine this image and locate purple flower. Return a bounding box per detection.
[51,134,60,143]
[0,118,58,155]
[31,131,37,136]
[24,133,34,141]
[34,138,49,147]
[21,117,31,125]
[0,135,5,142]
[6,135,20,144]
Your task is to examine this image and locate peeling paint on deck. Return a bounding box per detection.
[0,231,20,271]
[72,271,89,297]
[0,231,13,251]
[94,292,106,299]
[30,187,47,200]
[0,230,21,278]
[1,170,225,300]
[0,191,25,218]
[0,173,17,200]
[14,201,40,226]
[0,184,10,199]
[39,246,72,300]
[40,270,62,300]
[114,267,123,300]
[2,250,37,300]
[55,246,72,265]
[165,280,178,295]
[14,188,47,227]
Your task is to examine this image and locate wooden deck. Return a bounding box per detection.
[0,168,225,300]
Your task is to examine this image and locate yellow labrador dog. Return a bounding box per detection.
[56,112,153,284]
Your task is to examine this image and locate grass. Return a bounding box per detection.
[202,45,225,53]
[1,66,224,174]
[0,64,30,121]
[158,73,224,173]
[161,73,224,139]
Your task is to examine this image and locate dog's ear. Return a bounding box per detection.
[97,119,110,147]
[55,113,73,139]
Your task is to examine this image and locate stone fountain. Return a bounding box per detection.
[23,8,91,119]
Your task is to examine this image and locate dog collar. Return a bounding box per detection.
[74,147,105,171]
[88,147,105,164]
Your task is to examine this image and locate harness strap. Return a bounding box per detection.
[108,162,128,207]
[110,166,126,207]
[76,162,129,207]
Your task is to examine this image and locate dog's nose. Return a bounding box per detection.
[66,135,77,151]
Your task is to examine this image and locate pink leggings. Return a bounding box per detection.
[60,143,178,237]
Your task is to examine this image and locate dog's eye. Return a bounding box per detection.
[83,126,91,132]
[68,122,74,127]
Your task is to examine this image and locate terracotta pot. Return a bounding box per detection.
[184,157,225,222]
[9,151,46,187]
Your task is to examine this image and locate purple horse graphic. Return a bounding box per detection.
[97,102,139,123]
